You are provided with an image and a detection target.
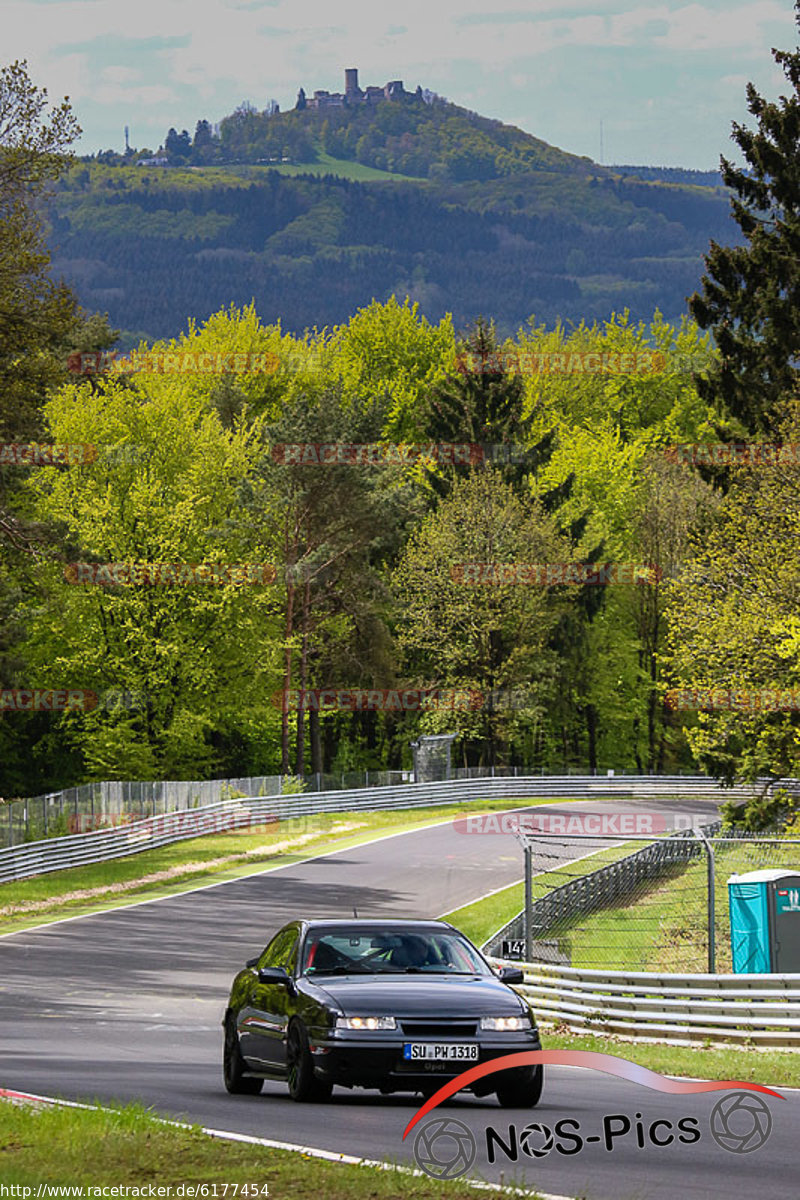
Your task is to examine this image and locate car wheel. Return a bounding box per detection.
[223,1013,263,1095]
[495,1064,543,1108]
[286,1021,333,1103]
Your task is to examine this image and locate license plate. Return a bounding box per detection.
[403,1042,479,1061]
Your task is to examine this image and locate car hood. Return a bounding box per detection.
[308,974,527,1015]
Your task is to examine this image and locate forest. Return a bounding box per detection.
[45,158,736,345]
[48,85,737,345]
[2,33,799,823]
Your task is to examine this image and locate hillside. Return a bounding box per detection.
[47,94,737,343]
[125,88,601,182]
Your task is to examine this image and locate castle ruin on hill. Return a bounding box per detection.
[297,68,409,111]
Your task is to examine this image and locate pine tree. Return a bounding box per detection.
[424,316,529,495]
[688,2,800,432]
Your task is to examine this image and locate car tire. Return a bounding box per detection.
[223,1013,263,1095]
[495,1064,543,1108]
[286,1021,333,1103]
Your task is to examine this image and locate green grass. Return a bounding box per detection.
[444,865,800,1086]
[559,838,800,972]
[542,1029,800,1088]
[445,840,643,948]
[0,1099,546,1196]
[197,153,422,183]
[445,832,800,973]
[0,797,571,936]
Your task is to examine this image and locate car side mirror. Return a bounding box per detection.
[258,966,292,986]
[497,965,524,984]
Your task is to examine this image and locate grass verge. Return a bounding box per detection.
[548,837,800,972]
[541,1028,800,1089]
[0,1098,545,1196]
[0,797,569,936]
[443,840,800,1087]
[445,840,643,948]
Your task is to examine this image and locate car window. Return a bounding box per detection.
[259,926,298,970]
[301,928,491,975]
[281,935,299,975]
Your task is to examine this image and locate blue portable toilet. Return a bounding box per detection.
[728,868,800,973]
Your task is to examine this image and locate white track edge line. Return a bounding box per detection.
[0,799,585,940]
[0,1087,575,1200]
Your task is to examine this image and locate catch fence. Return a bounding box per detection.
[485,827,800,974]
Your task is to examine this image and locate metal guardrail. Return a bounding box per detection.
[0,799,282,884]
[484,821,724,959]
[0,774,760,883]
[1,766,760,848]
[485,958,800,1046]
[1,770,416,848]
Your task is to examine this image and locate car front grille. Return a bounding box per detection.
[399,1020,479,1037]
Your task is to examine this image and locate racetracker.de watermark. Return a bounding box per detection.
[0,688,148,715]
[271,687,544,712]
[665,687,800,711]
[64,562,276,586]
[270,442,518,466]
[453,811,698,835]
[455,349,668,375]
[451,562,662,585]
[0,443,96,466]
[67,350,280,375]
[664,442,800,466]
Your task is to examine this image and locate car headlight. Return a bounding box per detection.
[337,1015,397,1030]
[480,1014,532,1032]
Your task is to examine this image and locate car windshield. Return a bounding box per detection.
[301,928,492,976]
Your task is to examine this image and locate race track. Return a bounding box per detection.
[1,798,794,1200]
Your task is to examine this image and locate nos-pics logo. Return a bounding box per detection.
[405,1051,782,1181]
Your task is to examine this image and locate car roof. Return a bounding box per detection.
[302,918,455,931]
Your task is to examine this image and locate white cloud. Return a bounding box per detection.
[2,0,798,164]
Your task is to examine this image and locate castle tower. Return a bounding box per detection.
[345,68,359,96]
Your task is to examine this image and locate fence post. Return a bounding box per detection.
[524,841,533,961]
[694,826,716,973]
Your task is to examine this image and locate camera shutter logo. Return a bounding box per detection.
[519,1122,555,1158]
[412,1117,477,1179]
[709,1092,772,1153]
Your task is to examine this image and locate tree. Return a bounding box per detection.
[423,316,531,498]
[663,394,800,790]
[326,295,455,443]
[164,127,191,164]
[393,470,570,767]
[21,372,281,781]
[244,385,419,775]
[0,61,120,796]
[192,119,214,164]
[688,2,800,432]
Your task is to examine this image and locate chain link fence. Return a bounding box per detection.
[0,771,420,848]
[487,827,800,974]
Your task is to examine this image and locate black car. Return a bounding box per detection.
[222,918,543,1106]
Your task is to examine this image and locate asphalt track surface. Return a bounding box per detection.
[1,798,796,1200]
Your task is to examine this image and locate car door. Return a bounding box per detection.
[239,925,299,1071]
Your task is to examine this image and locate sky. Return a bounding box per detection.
[3,0,798,169]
